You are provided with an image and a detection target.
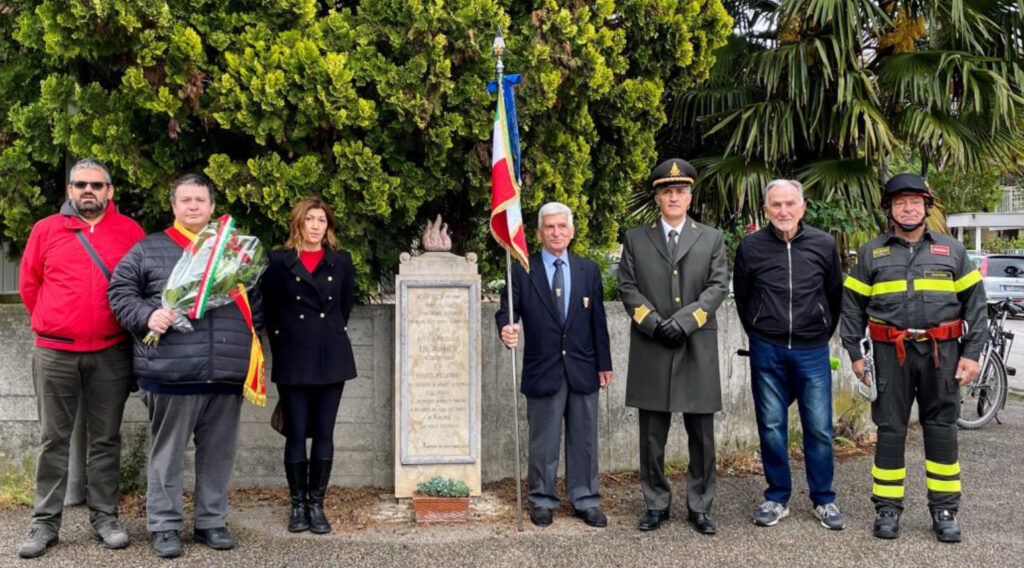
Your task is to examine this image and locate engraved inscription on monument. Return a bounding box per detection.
[402,285,476,463]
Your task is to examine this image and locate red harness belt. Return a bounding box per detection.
[868,320,963,367]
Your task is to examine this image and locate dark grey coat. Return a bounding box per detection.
[618,219,729,413]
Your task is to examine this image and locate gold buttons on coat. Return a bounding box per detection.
[675,297,681,303]
[562,350,566,356]
[296,296,301,301]
[295,276,301,282]
[673,270,678,275]
[328,296,333,301]
[328,276,333,282]
[320,313,325,318]
[299,314,305,320]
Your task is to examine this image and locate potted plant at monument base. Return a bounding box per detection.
[412,476,471,524]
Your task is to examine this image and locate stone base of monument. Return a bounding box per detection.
[411,495,471,524]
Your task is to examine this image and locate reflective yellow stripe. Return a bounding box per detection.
[954,270,982,292]
[872,465,907,481]
[925,460,961,476]
[914,279,955,292]
[845,276,871,296]
[871,280,907,295]
[927,478,962,493]
[873,483,905,498]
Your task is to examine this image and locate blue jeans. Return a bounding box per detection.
[749,334,835,506]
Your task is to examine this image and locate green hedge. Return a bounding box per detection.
[0,0,731,293]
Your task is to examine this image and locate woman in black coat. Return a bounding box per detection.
[261,196,357,534]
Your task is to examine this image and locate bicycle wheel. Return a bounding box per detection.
[958,354,1008,430]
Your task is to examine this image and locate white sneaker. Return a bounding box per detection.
[814,502,846,530]
[753,501,789,526]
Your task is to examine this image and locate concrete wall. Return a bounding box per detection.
[0,301,862,488]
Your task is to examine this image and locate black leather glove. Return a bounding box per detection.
[655,317,685,347]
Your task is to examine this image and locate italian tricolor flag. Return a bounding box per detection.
[489,74,530,272]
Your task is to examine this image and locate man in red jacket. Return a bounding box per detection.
[16,159,145,559]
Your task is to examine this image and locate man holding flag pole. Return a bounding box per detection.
[489,30,613,531]
[488,28,529,532]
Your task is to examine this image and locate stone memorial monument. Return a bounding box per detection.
[394,217,482,497]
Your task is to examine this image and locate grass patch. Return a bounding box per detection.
[0,453,35,509]
[717,437,762,477]
[664,456,689,477]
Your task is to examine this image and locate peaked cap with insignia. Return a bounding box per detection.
[649,158,697,192]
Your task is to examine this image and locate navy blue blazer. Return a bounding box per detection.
[261,247,357,386]
[495,252,612,398]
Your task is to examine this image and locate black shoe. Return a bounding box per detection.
[637,509,670,531]
[873,509,900,540]
[193,527,235,550]
[151,530,182,559]
[687,511,717,535]
[308,459,333,534]
[285,460,310,533]
[932,509,962,543]
[529,506,553,527]
[575,507,608,528]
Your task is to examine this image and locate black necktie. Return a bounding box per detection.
[553,258,566,324]
[668,229,679,259]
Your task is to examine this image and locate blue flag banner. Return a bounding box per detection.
[487,74,523,183]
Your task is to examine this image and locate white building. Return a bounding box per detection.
[947,186,1024,252]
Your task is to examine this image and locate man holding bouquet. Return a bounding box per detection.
[108,174,263,558]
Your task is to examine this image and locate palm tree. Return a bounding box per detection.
[646,0,1024,245]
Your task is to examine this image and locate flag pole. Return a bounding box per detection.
[506,250,524,532]
[494,28,524,532]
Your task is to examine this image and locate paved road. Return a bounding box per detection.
[2,400,1022,568]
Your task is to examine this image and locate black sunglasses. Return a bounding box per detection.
[71,181,109,190]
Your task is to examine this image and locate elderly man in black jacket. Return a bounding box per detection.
[732,179,845,531]
[108,174,262,559]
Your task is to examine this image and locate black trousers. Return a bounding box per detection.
[638,410,716,513]
[278,383,345,463]
[870,340,961,513]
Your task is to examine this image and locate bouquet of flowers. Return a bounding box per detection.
[144,214,269,405]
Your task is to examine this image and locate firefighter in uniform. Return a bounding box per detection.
[841,173,986,543]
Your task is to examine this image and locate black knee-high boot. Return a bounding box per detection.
[308,459,333,534]
[285,461,310,532]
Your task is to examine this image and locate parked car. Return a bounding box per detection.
[967,250,987,269]
[981,254,1024,306]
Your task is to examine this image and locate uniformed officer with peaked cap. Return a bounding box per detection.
[618,158,729,534]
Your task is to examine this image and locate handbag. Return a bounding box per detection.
[270,399,286,436]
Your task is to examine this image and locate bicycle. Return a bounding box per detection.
[958,299,1021,429]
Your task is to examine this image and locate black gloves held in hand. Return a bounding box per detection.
[653,317,686,348]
